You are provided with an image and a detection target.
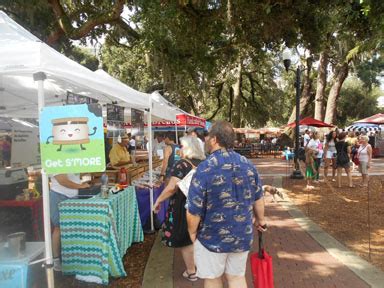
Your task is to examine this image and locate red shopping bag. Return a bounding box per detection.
[250,232,274,288]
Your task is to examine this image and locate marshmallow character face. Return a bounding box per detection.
[52,118,89,143]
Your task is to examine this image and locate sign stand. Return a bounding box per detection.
[34,72,54,288]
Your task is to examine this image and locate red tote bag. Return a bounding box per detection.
[250,232,274,288]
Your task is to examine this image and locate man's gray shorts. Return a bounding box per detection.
[194,239,249,279]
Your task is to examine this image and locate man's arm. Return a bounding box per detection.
[253,197,266,227]
[186,167,206,242]
[186,211,200,243]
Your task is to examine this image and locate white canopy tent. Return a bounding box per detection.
[94,69,186,122]
[0,10,179,287]
[93,70,190,232]
[0,11,150,119]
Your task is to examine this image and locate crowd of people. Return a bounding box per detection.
[47,123,374,282]
[300,129,372,190]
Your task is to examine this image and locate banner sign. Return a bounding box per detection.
[39,104,105,174]
[131,108,144,136]
[119,115,206,128]
[177,114,206,128]
[11,127,40,166]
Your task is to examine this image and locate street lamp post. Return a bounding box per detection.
[283,51,304,179]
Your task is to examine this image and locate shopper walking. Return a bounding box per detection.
[153,136,205,282]
[187,120,266,288]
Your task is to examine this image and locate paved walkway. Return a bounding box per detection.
[171,178,370,288]
[143,158,384,288]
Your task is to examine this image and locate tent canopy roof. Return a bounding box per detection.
[0,11,159,119]
[355,113,384,125]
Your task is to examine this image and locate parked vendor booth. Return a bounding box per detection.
[345,114,384,157]
[346,121,383,157]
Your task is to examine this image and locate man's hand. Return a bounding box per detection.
[256,223,268,232]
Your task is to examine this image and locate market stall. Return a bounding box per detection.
[353,113,384,156]
[0,10,184,287]
[346,122,383,156]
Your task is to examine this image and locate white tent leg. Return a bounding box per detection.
[175,118,178,144]
[148,95,154,232]
[36,74,54,288]
[42,169,54,288]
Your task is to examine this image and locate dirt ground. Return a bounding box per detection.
[282,175,384,272]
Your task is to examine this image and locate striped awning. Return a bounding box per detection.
[345,124,381,132]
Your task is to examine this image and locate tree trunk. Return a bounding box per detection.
[314,51,328,120]
[232,62,242,127]
[287,58,313,124]
[324,62,349,124]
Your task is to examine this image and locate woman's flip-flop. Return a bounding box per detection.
[182,270,198,282]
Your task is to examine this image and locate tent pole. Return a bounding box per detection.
[148,94,154,232]
[175,116,178,144]
[35,72,55,288]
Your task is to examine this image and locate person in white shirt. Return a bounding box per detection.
[152,134,166,157]
[307,131,322,182]
[323,131,337,181]
[357,135,372,187]
[303,129,311,147]
[129,135,137,164]
[50,174,90,271]
[187,127,205,154]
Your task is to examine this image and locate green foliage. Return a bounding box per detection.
[337,77,380,126]
[355,55,384,90]
[1,0,384,128]
[68,46,99,71]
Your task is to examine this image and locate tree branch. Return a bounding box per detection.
[187,94,198,115]
[207,83,224,121]
[228,86,234,122]
[47,0,125,43]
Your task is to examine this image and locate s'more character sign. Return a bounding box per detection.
[46,117,97,151]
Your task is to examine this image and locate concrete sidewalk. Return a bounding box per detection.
[143,175,384,288]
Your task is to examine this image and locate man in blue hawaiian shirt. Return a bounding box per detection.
[187,120,266,288]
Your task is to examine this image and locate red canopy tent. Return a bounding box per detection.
[287,117,334,128]
[355,113,384,125]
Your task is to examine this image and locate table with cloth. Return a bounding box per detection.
[135,184,168,228]
[59,186,143,285]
